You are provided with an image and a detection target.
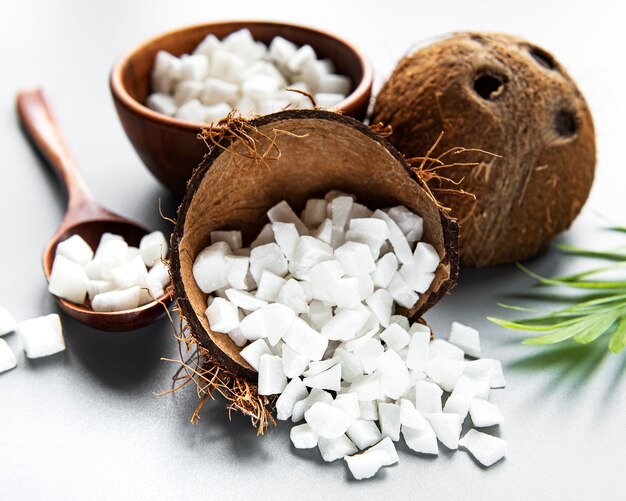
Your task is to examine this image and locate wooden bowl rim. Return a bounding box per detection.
[110,20,373,130]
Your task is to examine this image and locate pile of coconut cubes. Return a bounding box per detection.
[148,28,351,123]
[193,192,506,479]
[48,231,170,311]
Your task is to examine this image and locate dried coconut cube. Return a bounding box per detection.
[175,99,206,122]
[147,93,177,116]
[375,349,410,400]
[267,200,308,235]
[413,242,440,272]
[334,241,375,276]
[181,54,209,81]
[349,372,382,401]
[309,260,344,302]
[249,243,288,284]
[227,326,248,347]
[283,317,328,360]
[269,36,298,66]
[333,393,360,420]
[224,289,267,312]
[347,420,382,450]
[292,388,334,423]
[318,434,358,462]
[459,429,506,467]
[290,423,318,449]
[317,73,351,95]
[301,199,328,229]
[173,79,203,106]
[327,196,353,232]
[414,380,443,414]
[449,322,482,358]
[276,377,309,420]
[272,222,299,261]
[302,357,340,377]
[402,424,439,455]
[359,400,379,421]
[426,413,462,450]
[282,344,309,378]
[56,235,93,266]
[378,402,401,441]
[210,230,242,250]
[147,261,170,295]
[48,255,88,304]
[323,308,370,342]
[371,252,398,289]
[205,102,232,124]
[258,354,287,395]
[387,206,424,243]
[489,360,506,388]
[239,303,296,343]
[205,297,240,333]
[308,300,333,330]
[303,364,342,392]
[0,338,17,373]
[224,255,252,291]
[406,328,430,371]
[255,271,286,302]
[287,44,317,73]
[17,314,65,358]
[387,273,419,309]
[312,219,333,246]
[430,339,465,360]
[192,241,232,293]
[250,223,274,248]
[201,78,239,106]
[365,289,393,328]
[329,277,361,309]
[334,347,363,382]
[193,33,221,58]
[240,339,271,371]
[372,210,413,264]
[315,93,345,108]
[380,323,410,352]
[461,362,491,399]
[344,449,389,480]
[276,279,309,314]
[87,280,115,302]
[345,218,388,259]
[356,274,374,301]
[289,236,334,279]
[305,401,353,439]
[444,392,472,420]
[400,399,431,431]
[399,264,435,294]
[426,354,465,392]
[152,50,182,93]
[92,287,141,312]
[0,307,17,336]
[469,398,504,427]
[110,255,148,289]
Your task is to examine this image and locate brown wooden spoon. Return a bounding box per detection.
[16,88,172,331]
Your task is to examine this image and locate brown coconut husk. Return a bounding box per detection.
[168,110,459,431]
[372,32,596,267]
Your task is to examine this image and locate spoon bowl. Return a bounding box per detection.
[17,88,172,332]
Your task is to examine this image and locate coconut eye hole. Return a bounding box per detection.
[528,46,557,70]
[555,110,578,137]
[473,72,507,100]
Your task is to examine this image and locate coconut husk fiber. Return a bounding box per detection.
[372,32,596,267]
[169,110,458,431]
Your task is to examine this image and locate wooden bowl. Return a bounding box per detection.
[110,21,374,195]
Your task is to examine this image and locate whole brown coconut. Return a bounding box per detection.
[372,32,596,267]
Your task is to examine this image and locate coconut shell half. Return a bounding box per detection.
[170,110,458,382]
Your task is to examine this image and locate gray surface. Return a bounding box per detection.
[1,1,625,499]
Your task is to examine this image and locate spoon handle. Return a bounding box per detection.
[16,88,94,211]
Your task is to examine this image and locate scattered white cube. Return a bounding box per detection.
[0,338,17,373]
[17,314,65,359]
